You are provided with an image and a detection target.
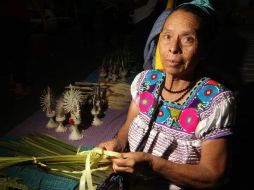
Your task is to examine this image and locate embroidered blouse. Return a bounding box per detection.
[128,70,236,164]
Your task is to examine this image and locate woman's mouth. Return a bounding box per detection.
[164,59,181,67]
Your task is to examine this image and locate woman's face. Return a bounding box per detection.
[159,9,202,78]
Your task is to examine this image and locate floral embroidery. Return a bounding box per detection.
[139,92,155,112]
[129,70,234,164]
[156,106,171,123]
[179,108,199,133]
[136,70,227,134]
[146,70,163,85]
[197,85,219,103]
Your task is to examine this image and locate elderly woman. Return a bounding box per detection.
[99,1,236,189]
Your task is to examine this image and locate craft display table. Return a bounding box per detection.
[1,106,128,190]
[6,107,128,147]
[0,63,136,189]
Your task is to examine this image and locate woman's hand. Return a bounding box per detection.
[98,138,124,152]
[112,152,150,173]
[98,101,139,152]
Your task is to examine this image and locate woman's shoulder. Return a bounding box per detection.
[195,78,236,139]
[200,77,235,96]
[134,69,165,82]
[193,77,235,110]
[135,69,164,76]
[131,69,165,97]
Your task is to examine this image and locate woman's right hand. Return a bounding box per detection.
[98,138,125,152]
[98,101,139,152]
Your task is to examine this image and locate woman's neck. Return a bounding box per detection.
[164,74,193,92]
[162,74,197,104]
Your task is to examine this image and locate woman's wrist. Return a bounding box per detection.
[143,152,157,172]
[144,152,153,165]
[114,137,126,152]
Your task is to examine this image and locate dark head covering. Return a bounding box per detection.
[143,8,172,70]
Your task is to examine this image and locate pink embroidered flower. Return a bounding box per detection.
[139,92,154,112]
[179,108,199,133]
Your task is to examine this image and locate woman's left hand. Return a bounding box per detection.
[111,152,150,173]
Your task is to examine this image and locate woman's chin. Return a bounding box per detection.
[163,66,180,75]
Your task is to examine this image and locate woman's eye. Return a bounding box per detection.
[182,36,195,45]
[163,34,171,40]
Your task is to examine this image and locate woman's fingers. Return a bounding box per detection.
[112,157,135,173]
[98,139,118,151]
[113,157,135,167]
[98,142,107,149]
[112,162,134,173]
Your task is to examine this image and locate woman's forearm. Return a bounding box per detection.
[145,138,229,189]
[148,155,223,189]
[116,101,140,151]
[115,123,130,151]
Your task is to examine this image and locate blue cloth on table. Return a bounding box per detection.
[3,166,79,190]
[0,140,94,190]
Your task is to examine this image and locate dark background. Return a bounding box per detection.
[1,0,254,189]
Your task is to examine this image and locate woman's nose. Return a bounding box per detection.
[169,38,181,54]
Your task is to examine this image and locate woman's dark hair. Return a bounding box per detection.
[175,4,218,51]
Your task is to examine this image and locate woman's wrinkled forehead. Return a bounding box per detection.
[162,9,201,33]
